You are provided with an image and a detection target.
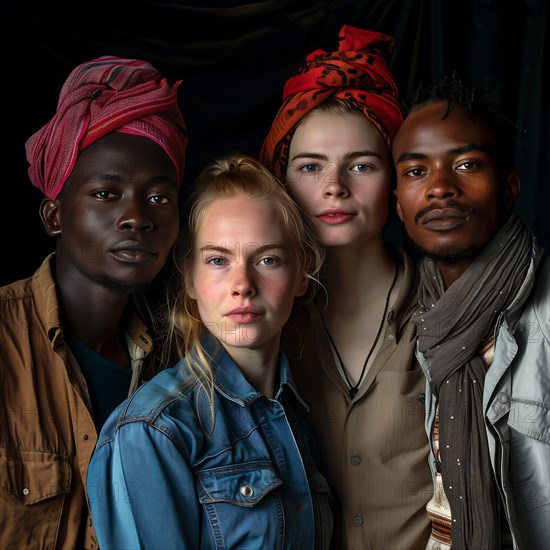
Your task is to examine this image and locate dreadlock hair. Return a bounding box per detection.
[407,71,521,175]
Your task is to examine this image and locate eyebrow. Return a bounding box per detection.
[198,243,287,254]
[396,143,491,164]
[81,174,177,186]
[289,150,384,163]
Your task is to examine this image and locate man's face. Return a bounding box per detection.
[393,102,518,265]
[50,132,180,292]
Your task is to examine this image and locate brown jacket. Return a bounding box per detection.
[0,254,154,549]
[284,246,432,550]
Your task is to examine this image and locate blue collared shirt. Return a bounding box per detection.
[87,338,333,549]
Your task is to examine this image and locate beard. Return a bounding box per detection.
[403,234,478,266]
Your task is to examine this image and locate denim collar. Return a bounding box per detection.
[197,334,308,411]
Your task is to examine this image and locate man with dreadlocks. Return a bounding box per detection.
[393,72,549,549]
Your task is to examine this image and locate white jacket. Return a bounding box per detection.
[420,256,550,549]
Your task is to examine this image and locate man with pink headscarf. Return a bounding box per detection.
[0,55,187,549]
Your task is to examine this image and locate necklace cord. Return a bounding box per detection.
[320,264,398,399]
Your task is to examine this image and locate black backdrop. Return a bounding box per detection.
[4,0,549,286]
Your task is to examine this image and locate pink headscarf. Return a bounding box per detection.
[26,55,188,200]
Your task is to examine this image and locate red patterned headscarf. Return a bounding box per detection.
[26,55,188,200]
[260,26,403,179]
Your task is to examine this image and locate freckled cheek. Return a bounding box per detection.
[273,279,301,302]
[193,278,226,303]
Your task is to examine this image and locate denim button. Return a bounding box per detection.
[350,456,361,466]
[240,484,254,497]
[352,515,363,526]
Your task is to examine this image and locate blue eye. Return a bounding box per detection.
[208,257,226,266]
[258,256,281,267]
[301,164,319,173]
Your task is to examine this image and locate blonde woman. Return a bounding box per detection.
[87,154,333,549]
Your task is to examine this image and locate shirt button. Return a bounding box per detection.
[240,484,254,497]
[387,334,394,341]
[350,456,361,466]
[353,515,364,526]
[23,488,29,496]
[418,393,426,404]
[83,434,89,440]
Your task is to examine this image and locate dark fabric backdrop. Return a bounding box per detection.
[4,0,549,286]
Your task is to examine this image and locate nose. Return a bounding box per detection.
[116,200,154,232]
[322,164,350,198]
[426,166,461,200]
[231,263,257,298]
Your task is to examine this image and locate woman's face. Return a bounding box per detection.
[187,195,307,360]
[285,110,392,248]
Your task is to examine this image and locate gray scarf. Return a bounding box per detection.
[415,213,543,549]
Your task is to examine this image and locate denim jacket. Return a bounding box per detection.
[87,338,333,549]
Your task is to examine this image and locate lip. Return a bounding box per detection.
[226,306,263,323]
[109,240,158,264]
[420,208,469,231]
[317,209,355,225]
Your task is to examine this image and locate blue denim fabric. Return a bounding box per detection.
[87,338,333,549]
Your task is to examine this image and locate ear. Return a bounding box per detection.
[394,190,404,222]
[183,258,197,300]
[503,169,520,210]
[39,198,62,237]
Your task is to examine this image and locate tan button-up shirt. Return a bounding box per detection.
[284,246,433,550]
[0,254,153,549]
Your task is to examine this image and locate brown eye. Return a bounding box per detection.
[94,190,116,199]
[404,167,424,178]
[456,161,478,171]
[148,194,170,205]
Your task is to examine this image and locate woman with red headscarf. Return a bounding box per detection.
[261,26,432,549]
